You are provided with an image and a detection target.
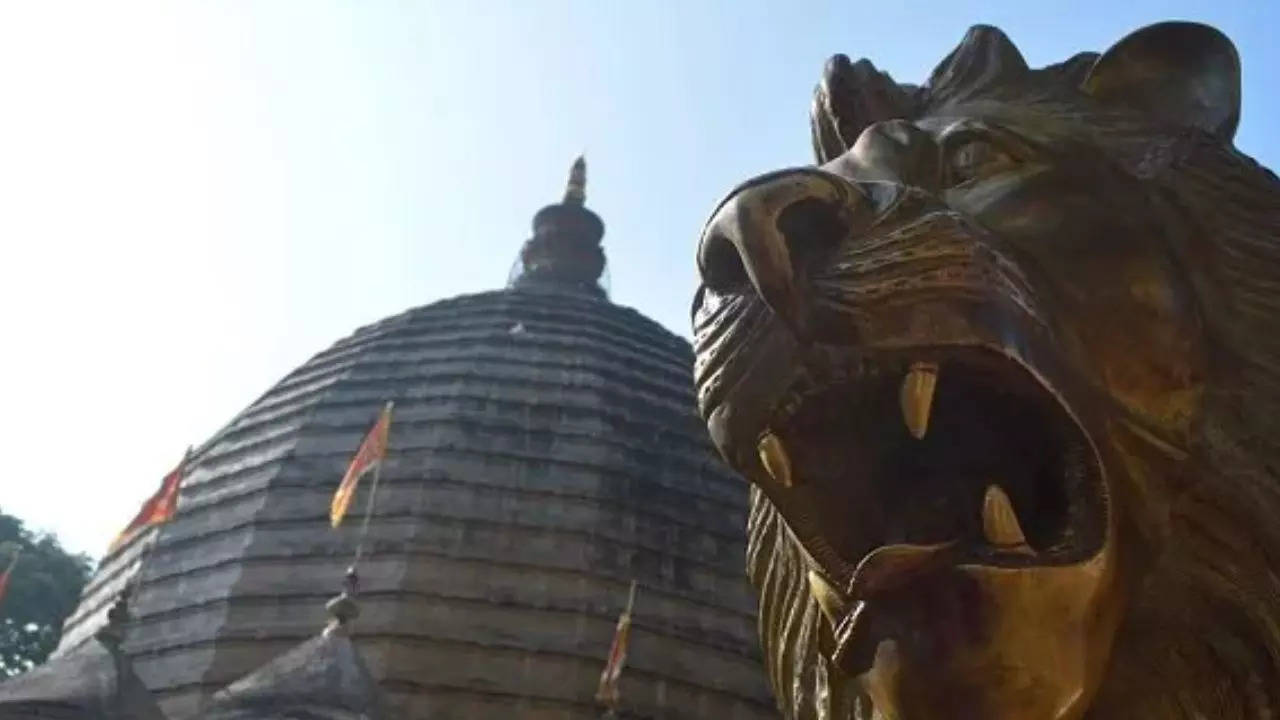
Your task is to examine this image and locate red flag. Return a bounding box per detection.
[109,448,192,553]
[595,581,638,708]
[0,549,20,609]
[331,402,394,528]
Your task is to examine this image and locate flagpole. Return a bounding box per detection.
[617,579,637,716]
[0,546,20,612]
[350,460,383,569]
[2,546,22,579]
[595,579,639,716]
[351,401,394,571]
[117,444,193,642]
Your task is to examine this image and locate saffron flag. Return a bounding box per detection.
[331,402,394,528]
[595,581,638,708]
[0,549,20,608]
[108,448,192,553]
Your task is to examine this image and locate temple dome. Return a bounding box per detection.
[52,160,772,719]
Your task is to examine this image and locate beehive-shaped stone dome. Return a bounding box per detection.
[53,160,772,720]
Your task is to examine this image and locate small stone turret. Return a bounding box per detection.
[0,587,167,720]
[199,569,384,720]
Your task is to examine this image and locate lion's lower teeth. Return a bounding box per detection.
[982,484,1035,554]
[899,362,938,439]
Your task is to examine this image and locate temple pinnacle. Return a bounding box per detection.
[564,155,587,205]
[508,154,605,293]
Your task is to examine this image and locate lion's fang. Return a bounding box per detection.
[982,484,1035,554]
[899,362,938,439]
[757,432,795,488]
[807,570,849,627]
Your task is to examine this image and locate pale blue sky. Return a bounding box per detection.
[1,1,1276,556]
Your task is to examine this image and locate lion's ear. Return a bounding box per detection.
[1082,21,1241,142]
[927,25,1029,106]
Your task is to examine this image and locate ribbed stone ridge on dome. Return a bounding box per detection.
[55,282,771,720]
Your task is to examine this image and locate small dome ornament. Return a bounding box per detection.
[323,566,361,637]
[94,583,133,649]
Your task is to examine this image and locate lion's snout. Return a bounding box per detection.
[697,163,1046,352]
[697,167,864,338]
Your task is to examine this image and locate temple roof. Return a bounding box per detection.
[0,593,165,720]
[199,570,384,720]
[198,633,382,720]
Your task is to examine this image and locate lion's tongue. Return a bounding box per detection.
[831,542,957,675]
[829,485,1034,673]
[847,541,957,598]
[839,483,1028,601]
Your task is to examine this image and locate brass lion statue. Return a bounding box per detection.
[691,21,1279,719]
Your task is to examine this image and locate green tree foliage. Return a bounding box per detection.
[0,509,93,678]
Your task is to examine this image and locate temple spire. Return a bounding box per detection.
[564,155,587,205]
[508,155,607,294]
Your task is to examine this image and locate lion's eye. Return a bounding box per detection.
[947,139,1020,185]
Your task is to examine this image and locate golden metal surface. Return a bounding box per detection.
[758,432,795,488]
[899,362,938,440]
[692,20,1273,720]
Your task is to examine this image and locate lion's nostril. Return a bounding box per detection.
[776,197,849,267]
[696,167,864,337]
[699,231,750,293]
[698,185,850,295]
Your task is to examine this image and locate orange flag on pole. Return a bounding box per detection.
[595,580,638,709]
[0,548,21,609]
[109,448,192,553]
[331,402,394,528]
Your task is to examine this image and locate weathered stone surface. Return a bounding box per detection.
[199,630,382,720]
[0,633,166,720]
[57,284,772,719]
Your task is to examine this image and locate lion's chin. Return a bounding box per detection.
[834,542,1123,720]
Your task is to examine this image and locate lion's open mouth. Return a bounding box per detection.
[757,345,1107,590]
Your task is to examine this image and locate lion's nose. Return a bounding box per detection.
[697,168,861,338]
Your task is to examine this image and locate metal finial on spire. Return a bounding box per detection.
[95,582,134,648]
[564,155,587,205]
[323,565,361,637]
